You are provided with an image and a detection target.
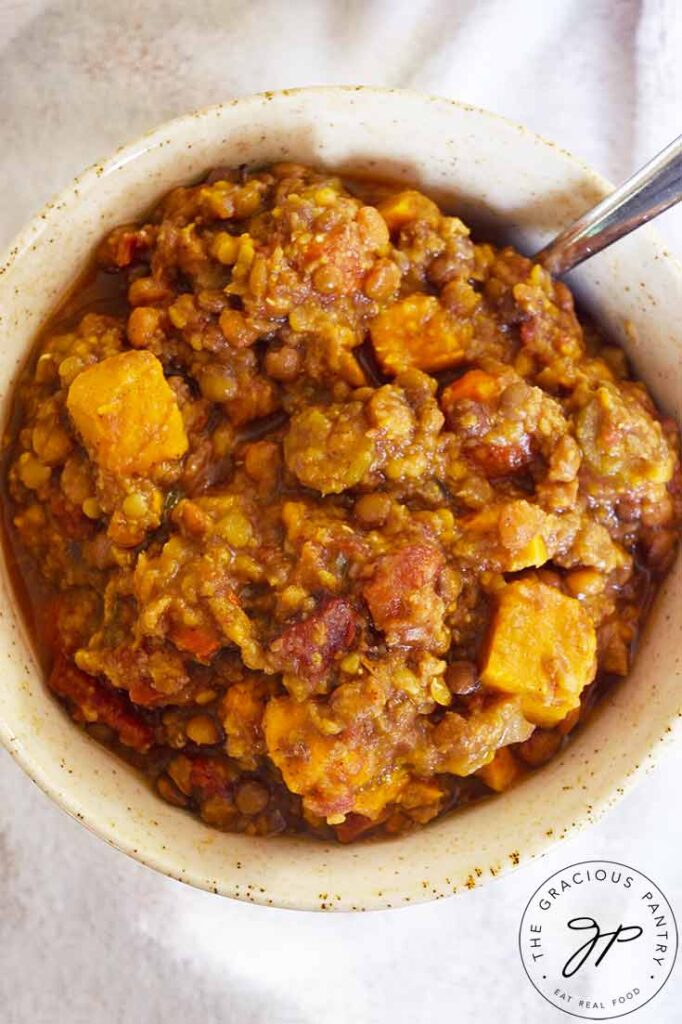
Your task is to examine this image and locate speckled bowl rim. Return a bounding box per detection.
[0,86,680,911]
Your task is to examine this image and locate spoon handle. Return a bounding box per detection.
[535,135,682,276]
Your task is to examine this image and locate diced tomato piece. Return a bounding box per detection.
[442,369,534,478]
[470,437,533,477]
[48,654,155,752]
[98,225,150,268]
[188,757,233,799]
[301,224,364,292]
[334,812,384,843]
[363,543,445,647]
[270,596,356,679]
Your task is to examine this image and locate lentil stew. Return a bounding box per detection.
[3,163,680,843]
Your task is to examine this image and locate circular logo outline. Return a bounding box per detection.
[518,859,678,1020]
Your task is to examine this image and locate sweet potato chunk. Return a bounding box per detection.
[263,688,407,822]
[376,190,441,232]
[370,294,470,375]
[458,501,549,572]
[441,368,500,407]
[481,578,596,727]
[67,350,188,476]
[477,746,523,792]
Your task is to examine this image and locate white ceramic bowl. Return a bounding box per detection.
[0,87,680,911]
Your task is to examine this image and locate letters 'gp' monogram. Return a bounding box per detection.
[519,860,678,1019]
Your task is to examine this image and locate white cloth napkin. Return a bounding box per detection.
[0,0,680,248]
[1,3,681,1023]
[635,0,682,243]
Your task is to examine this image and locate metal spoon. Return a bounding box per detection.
[535,135,682,276]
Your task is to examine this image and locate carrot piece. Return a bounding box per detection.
[171,624,222,662]
[441,368,500,407]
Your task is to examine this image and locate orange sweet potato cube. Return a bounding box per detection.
[476,746,523,792]
[370,293,471,375]
[462,502,549,572]
[263,692,408,823]
[376,190,441,232]
[441,368,501,408]
[481,577,596,727]
[67,350,188,476]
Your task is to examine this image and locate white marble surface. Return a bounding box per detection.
[1,2,681,1022]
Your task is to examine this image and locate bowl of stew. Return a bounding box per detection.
[0,87,680,910]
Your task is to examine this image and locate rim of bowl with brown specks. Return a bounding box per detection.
[0,87,680,911]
